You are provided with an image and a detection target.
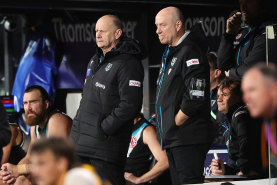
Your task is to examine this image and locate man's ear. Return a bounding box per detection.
[45,100,50,110]
[214,69,222,78]
[176,20,182,32]
[115,29,122,40]
[57,157,69,172]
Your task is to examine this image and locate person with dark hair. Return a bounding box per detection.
[0,101,11,164]
[207,52,225,145]
[0,85,72,184]
[30,137,75,185]
[217,0,276,79]
[155,6,213,184]
[124,113,169,185]
[211,78,264,178]
[30,137,110,185]
[70,14,144,185]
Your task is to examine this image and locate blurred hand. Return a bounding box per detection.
[210,158,225,176]
[237,171,244,176]
[226,12,242,34]
[0,163,18,184]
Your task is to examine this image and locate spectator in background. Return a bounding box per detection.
[0,101,11,164]
[124,113,170,185]
[217,0,275,79]
[207,52,225,145]
[0,85,72,184]
[155,6,213,184]
[70,14,144,185]
[211,78,264,178]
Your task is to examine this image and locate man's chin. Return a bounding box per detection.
[25,118,37,126]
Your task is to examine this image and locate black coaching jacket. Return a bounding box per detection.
[155,23,214,150]
[71,36,144,165]
[223,104,263,175]
[217,16,274,79]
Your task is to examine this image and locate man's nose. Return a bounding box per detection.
[26,103,32,110]
[96,32,101,38]
[156,27,161,34]
[217,95,222,102]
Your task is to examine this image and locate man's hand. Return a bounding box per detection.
[210,158,225,176]
[124,172,141,184]
[226,12,242,34]
[175,110,189,126]
[225,70,230,77]
[0,164,17,184]
[236,171,244,176]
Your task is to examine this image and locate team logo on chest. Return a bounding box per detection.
[171,57,177,66]
[211,100,216,106]
[130,136,137,148]
[105,63,113,71]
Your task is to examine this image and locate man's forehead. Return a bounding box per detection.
[156,13,172,23]
[96,17,115,28]
[218,86,232,94]
[23,90,42,100]
[31,149,55,161]
[243,69,261,84]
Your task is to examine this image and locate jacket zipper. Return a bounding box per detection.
[155,47,170,150]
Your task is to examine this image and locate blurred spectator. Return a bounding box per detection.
[0,85,72,184]
[30,137,110,185]
[211,78,264,178]
[242,63,277,168]
[124,113,170,185]
[1,123,27,165]
[217,0,275,79]
[207,52,225,145]
[242,63,277,119]
[0,101,11,164]
[30,137,74,185]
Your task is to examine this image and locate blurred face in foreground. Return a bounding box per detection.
[31,150,67,185]
[242,69,277,118]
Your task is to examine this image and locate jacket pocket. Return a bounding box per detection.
[161,105,178,144]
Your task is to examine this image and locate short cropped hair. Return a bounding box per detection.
[104,14,123,30]
[207,52,218,70]
[175,7,185,25]
[24,85,50,102]
[219,77,242,99]
[207,52,225,81]
[251,62,277,83]
[30,137,75,169]
[112,15,123,30]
